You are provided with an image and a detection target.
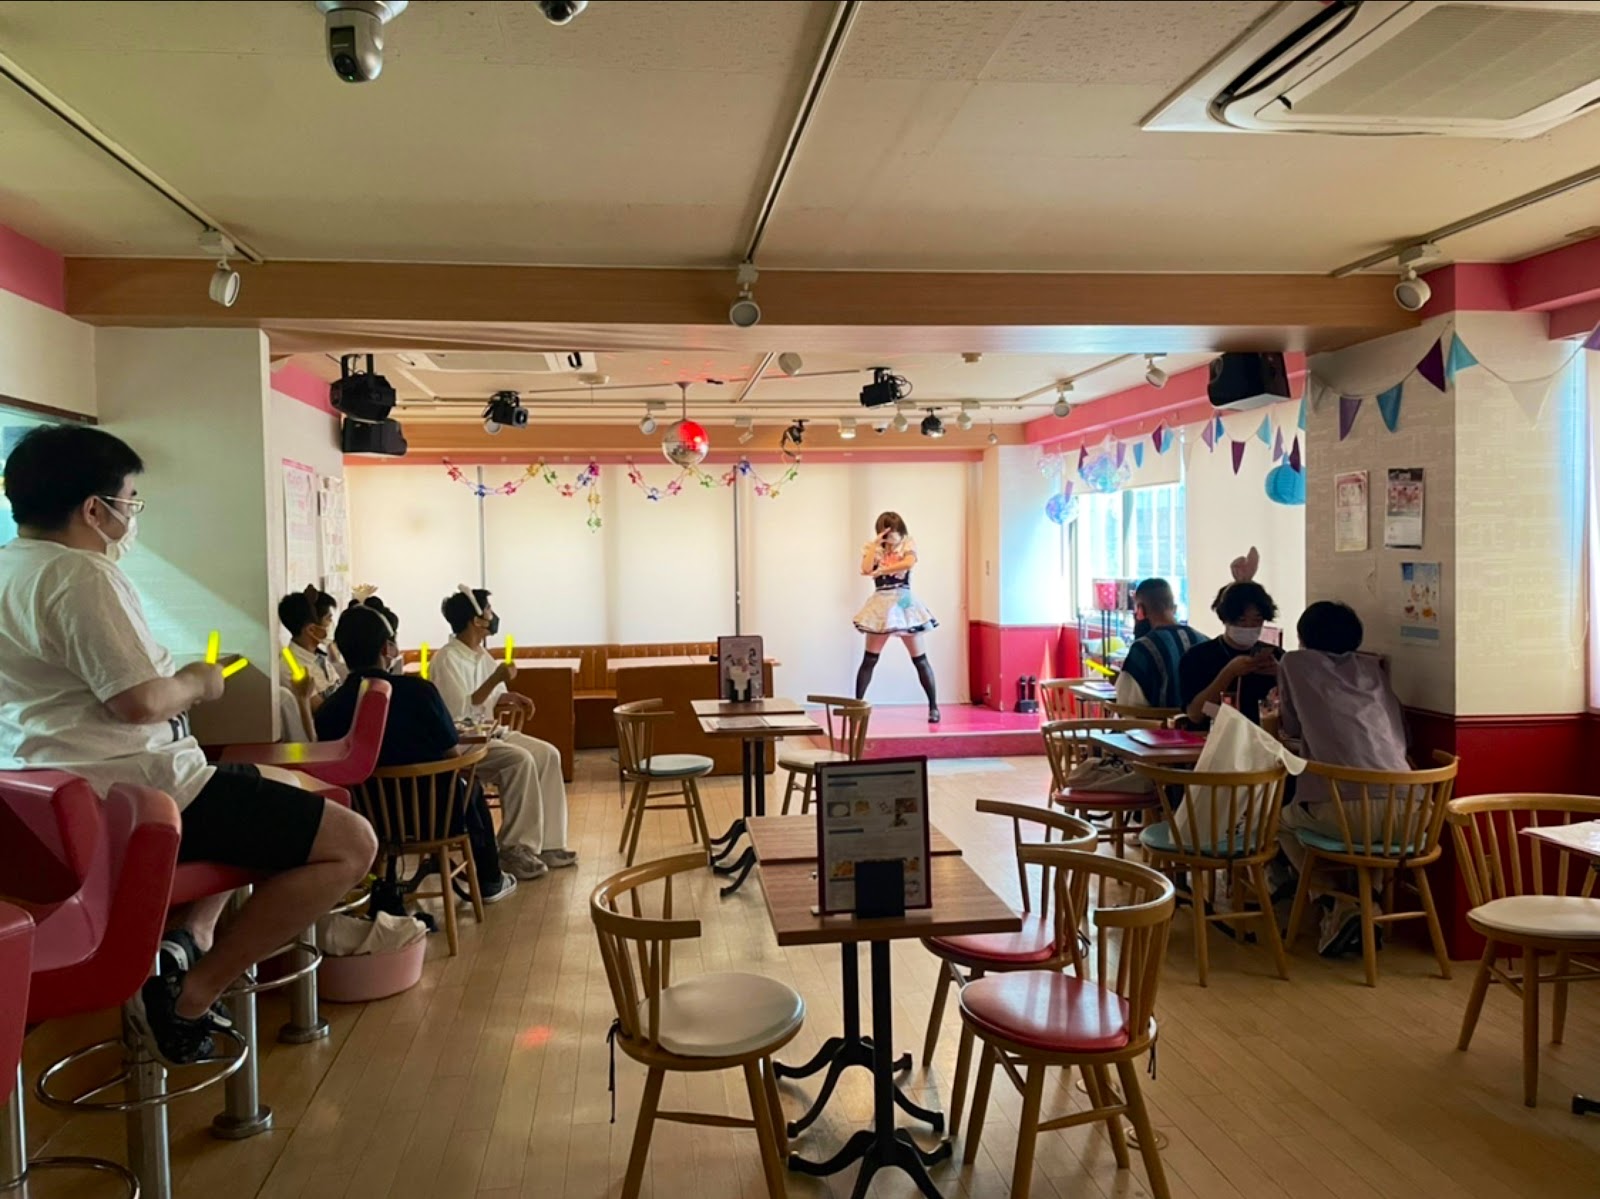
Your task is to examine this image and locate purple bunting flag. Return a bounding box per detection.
[1273,427,1285,461]
[1289,436,1302,472]
[1152,423,1168,453]
[1338,394,1363,441]
[1584,321,1600,352]
[1200,419,1217,451]
[1416,338,1446,391]
[1115,442,1126,469]
[1077,445,1088,472]
[1230,440,1246,475]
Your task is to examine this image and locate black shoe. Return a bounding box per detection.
[129,968,231,1067]
[159,930,235,1026]
[928,707,941,724]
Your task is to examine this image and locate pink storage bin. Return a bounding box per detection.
[318,935,425,1003]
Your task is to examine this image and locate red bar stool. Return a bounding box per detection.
[0,771,244,1199]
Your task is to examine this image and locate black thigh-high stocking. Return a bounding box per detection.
[911,653,939,719]
[855,650,881,700]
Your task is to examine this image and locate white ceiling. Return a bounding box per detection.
[2,0,1599,272]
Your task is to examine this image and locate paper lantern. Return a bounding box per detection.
[1264,462,1305,506]
[662,419,709,466]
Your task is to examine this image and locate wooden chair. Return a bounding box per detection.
[778,695,870,815]
[1105,701,1181,723]
[592,852,803,1198]
[1039,678,1097,721]
[961,849,1177,1199]
[615,700,713,867]
[1043,718,1162,858]
[494,702,528,735]
[350,745,489,956]
[918,802,1097,1136]
[1284,752,1460,986]
[1444,793,1600,1107]
[1133,763,1291,986]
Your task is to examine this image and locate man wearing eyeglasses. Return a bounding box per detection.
[0,425,377,1068]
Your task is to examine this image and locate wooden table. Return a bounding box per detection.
[746,815,960,864]
[758,856,1019,1195]
[1522,822,1600,1117]
[1091,728,1206,767]
[690,697,807,717]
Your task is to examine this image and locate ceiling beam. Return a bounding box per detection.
[62,259,1416,352]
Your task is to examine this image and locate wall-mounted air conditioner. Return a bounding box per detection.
[1144,0,1600,139]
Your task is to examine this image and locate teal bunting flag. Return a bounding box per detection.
[1214,416,1226,443]
[1377,383,1403,433]
[1445,334,1479,383]
[1255,416,1271,445]
[1297,396,1307,431]
[1132,443,1145,468]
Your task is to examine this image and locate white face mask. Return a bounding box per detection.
[94,501,139,563]
[1226,625,1262,649]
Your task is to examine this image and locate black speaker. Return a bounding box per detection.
[1208,352,1290,411]
[340,417,407,456]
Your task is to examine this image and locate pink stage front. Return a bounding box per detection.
[808,704,1044,760]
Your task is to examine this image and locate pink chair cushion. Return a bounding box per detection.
[929,914,1057,965]
[960,971,1131,1055]
[0,903,34,1098]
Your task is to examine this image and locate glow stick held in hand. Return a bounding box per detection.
[222,658,249,679]
[504,636,514,666]
[281,646,306,683]
[419,642,430,680]
[205,630,221,665]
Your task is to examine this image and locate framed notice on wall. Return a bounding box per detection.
[1384,468,1425,550]
[816,757,931,915]
[319,476,351,608]
[282,459,318,591]
[717,635,764,701]
[1334,470,1368,552]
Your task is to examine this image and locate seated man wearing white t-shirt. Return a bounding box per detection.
[0,426,377,1066]
[429,587,575,880]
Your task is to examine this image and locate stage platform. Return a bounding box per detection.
[808,703,1044,760]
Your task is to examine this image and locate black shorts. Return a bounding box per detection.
[178,763,327,872]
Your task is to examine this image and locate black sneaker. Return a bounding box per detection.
[158,930,234,1028]
[129,968,231,1066]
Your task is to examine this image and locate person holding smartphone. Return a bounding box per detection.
[1178,581,1282,726]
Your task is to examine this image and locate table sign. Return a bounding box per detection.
[815,756,931,915]
[717,634,764,701]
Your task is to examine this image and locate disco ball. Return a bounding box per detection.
[662,419,709,466]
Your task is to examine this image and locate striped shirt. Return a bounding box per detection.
[1117,624,1206,709]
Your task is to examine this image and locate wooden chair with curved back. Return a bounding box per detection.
[778,695,871,816]
[1039,678,1100,721]
[960,848,1178,1199]
[918,801,1098,1137]
[1444,793,1600,1107]
[350,745,490,956]
[614,700,714,867]
[592,852,804,1198]
[1043,718,1162,858]
[1284,752,1460,986]
[1133,763,1291,986]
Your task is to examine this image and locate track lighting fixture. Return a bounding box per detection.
[1052,381,1074,419]
[735,416,754,445]
[892,411,910,434]
[777,352,803,376]
[956,401,977,432]
[1394,242,1440,311]
[729,262,761,328]
[783,419,806,448]
[1144,354,1168,389]
[639,414,657,435]
[200,230,240,308]
[838,418,857,440]
[920,410,944,439]
[988,428,999,446]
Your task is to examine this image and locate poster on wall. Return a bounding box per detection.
[716,634,764,702]
[1334,470,1369,553]
[318,476,351,608]
[1399,561,1441,645]
[816,757,931,915]
[282,460,319,591]
[1384,468,1425,549]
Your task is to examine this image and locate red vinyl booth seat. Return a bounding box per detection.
[221,677,391,787]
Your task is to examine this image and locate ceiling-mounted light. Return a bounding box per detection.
[638,414,657,435]
[920,410,944,439]
[482,390,528,436]
[839,417,857,440]
[892,411,910,433]
[1144,354,1168,389]
[735,416,754,445]
[987,427,999,446]
[956,400,977,432]
[1394,268,1432,312]
[729,262,761,327]
[1052,381,1074,419]
[200,229,240,308]
[777,352,803,376]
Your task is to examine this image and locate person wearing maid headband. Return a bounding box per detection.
[430,585,575,880]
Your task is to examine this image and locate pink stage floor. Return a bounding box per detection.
[810,703,1044,760]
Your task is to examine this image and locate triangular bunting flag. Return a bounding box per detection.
[1115,442,1126,469]
[1230,440,1246,475]
[1416,338,1446,391]
[1200,419,1217,451]
[1255,416,1271,445]
[1077,445,1088,472]
[1132,443,1145,469]
[1583,322,1600,352]
[1289,437,1302,472]
[1445,334,1479,383]
[1376,383,1403,433]
[1214,416,1226,442]
[1273,427,1285,461]
[1506,375,1556,424]
[1298,395,1308,427]
[1062,481,1074,500]
[1338,394,1363,441]
[1151,423,1167,453]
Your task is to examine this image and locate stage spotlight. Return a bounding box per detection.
[482,390,528,435]
[839,418,857,440]
[735,416,754,445]
[729,262,761,327]
[777,352,803,376]
[860,367,910,408]
[920,410,944,438]
[1144,354,1168,389]
[1052,382,1073,419]
[200,230,240,307]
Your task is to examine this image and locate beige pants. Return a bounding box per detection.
[480,731,568,854]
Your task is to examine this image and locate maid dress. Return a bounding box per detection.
[853,539,939,635]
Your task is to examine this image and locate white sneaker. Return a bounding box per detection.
[501,846,549,880]
[539,848,578,869]
[482,872,520,905]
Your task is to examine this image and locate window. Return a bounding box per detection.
[1071,482,1188,618]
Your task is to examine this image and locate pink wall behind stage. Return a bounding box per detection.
[969,621,1081,712]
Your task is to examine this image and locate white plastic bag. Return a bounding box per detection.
[315,911,427,958]
[1176,705,1306,849]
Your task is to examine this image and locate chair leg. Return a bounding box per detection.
[1082,1063,1129,1169]
[947,1018,977,1140]
[1190,869,1211,987]
[1522,950,1541,1107]
[780,769,797,816]
[1552,951,1571,1045]
[1248,863,1290,981]
[685,778,712,851]
[1116,1057,1171,1199]
[622,1067,663,1199]
[761,1057,788,1159]
[461,838,485,922]
[1285,851,1318,951]
[1415,866,1452,980]
[618,779,642,855]
[1355,866,1379,987]
[438,851,459,956]
[961,1040,998,1166]
[743,1060,787,1199]
[800,772,816,817]
[1458,940,1497,1051]
[920,959,953,1068]
[1010,1063,1046,1199]
[624,781,649,867]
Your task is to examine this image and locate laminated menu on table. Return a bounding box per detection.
[815,756,932,914]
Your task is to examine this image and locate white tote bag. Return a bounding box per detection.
[1176,705,1306,848]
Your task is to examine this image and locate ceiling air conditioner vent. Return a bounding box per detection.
[1144,1,1600,139]
[396,351,594,374]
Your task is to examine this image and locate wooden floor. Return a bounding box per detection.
[21,751,1600,1198]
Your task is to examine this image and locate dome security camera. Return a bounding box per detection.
[1394,268,1432,312]
[539,0,589,24]
[316,1,407,84]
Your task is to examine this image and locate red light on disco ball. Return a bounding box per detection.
[663,419,709,466]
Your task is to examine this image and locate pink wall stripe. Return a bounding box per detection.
[270,363,336,415]
[0,223,65,312]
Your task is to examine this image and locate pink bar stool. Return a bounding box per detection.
[0,771,244,1199]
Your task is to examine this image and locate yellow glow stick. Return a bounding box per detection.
[1085,658,1116,679]
[222,658,249,679]
[419,642,430,680]
[504,636,514,666]
[281,646,306,683]
[205,630,221,664]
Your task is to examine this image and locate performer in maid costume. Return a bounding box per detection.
[853,510,940,723]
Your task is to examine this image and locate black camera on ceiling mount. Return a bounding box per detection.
[330,354,397,423]
[859,367,910,409]
[482,390,529,435]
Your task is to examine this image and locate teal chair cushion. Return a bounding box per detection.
[1294,827,1419,857]
[641,754,714,778]
[1139,820,1262,858]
